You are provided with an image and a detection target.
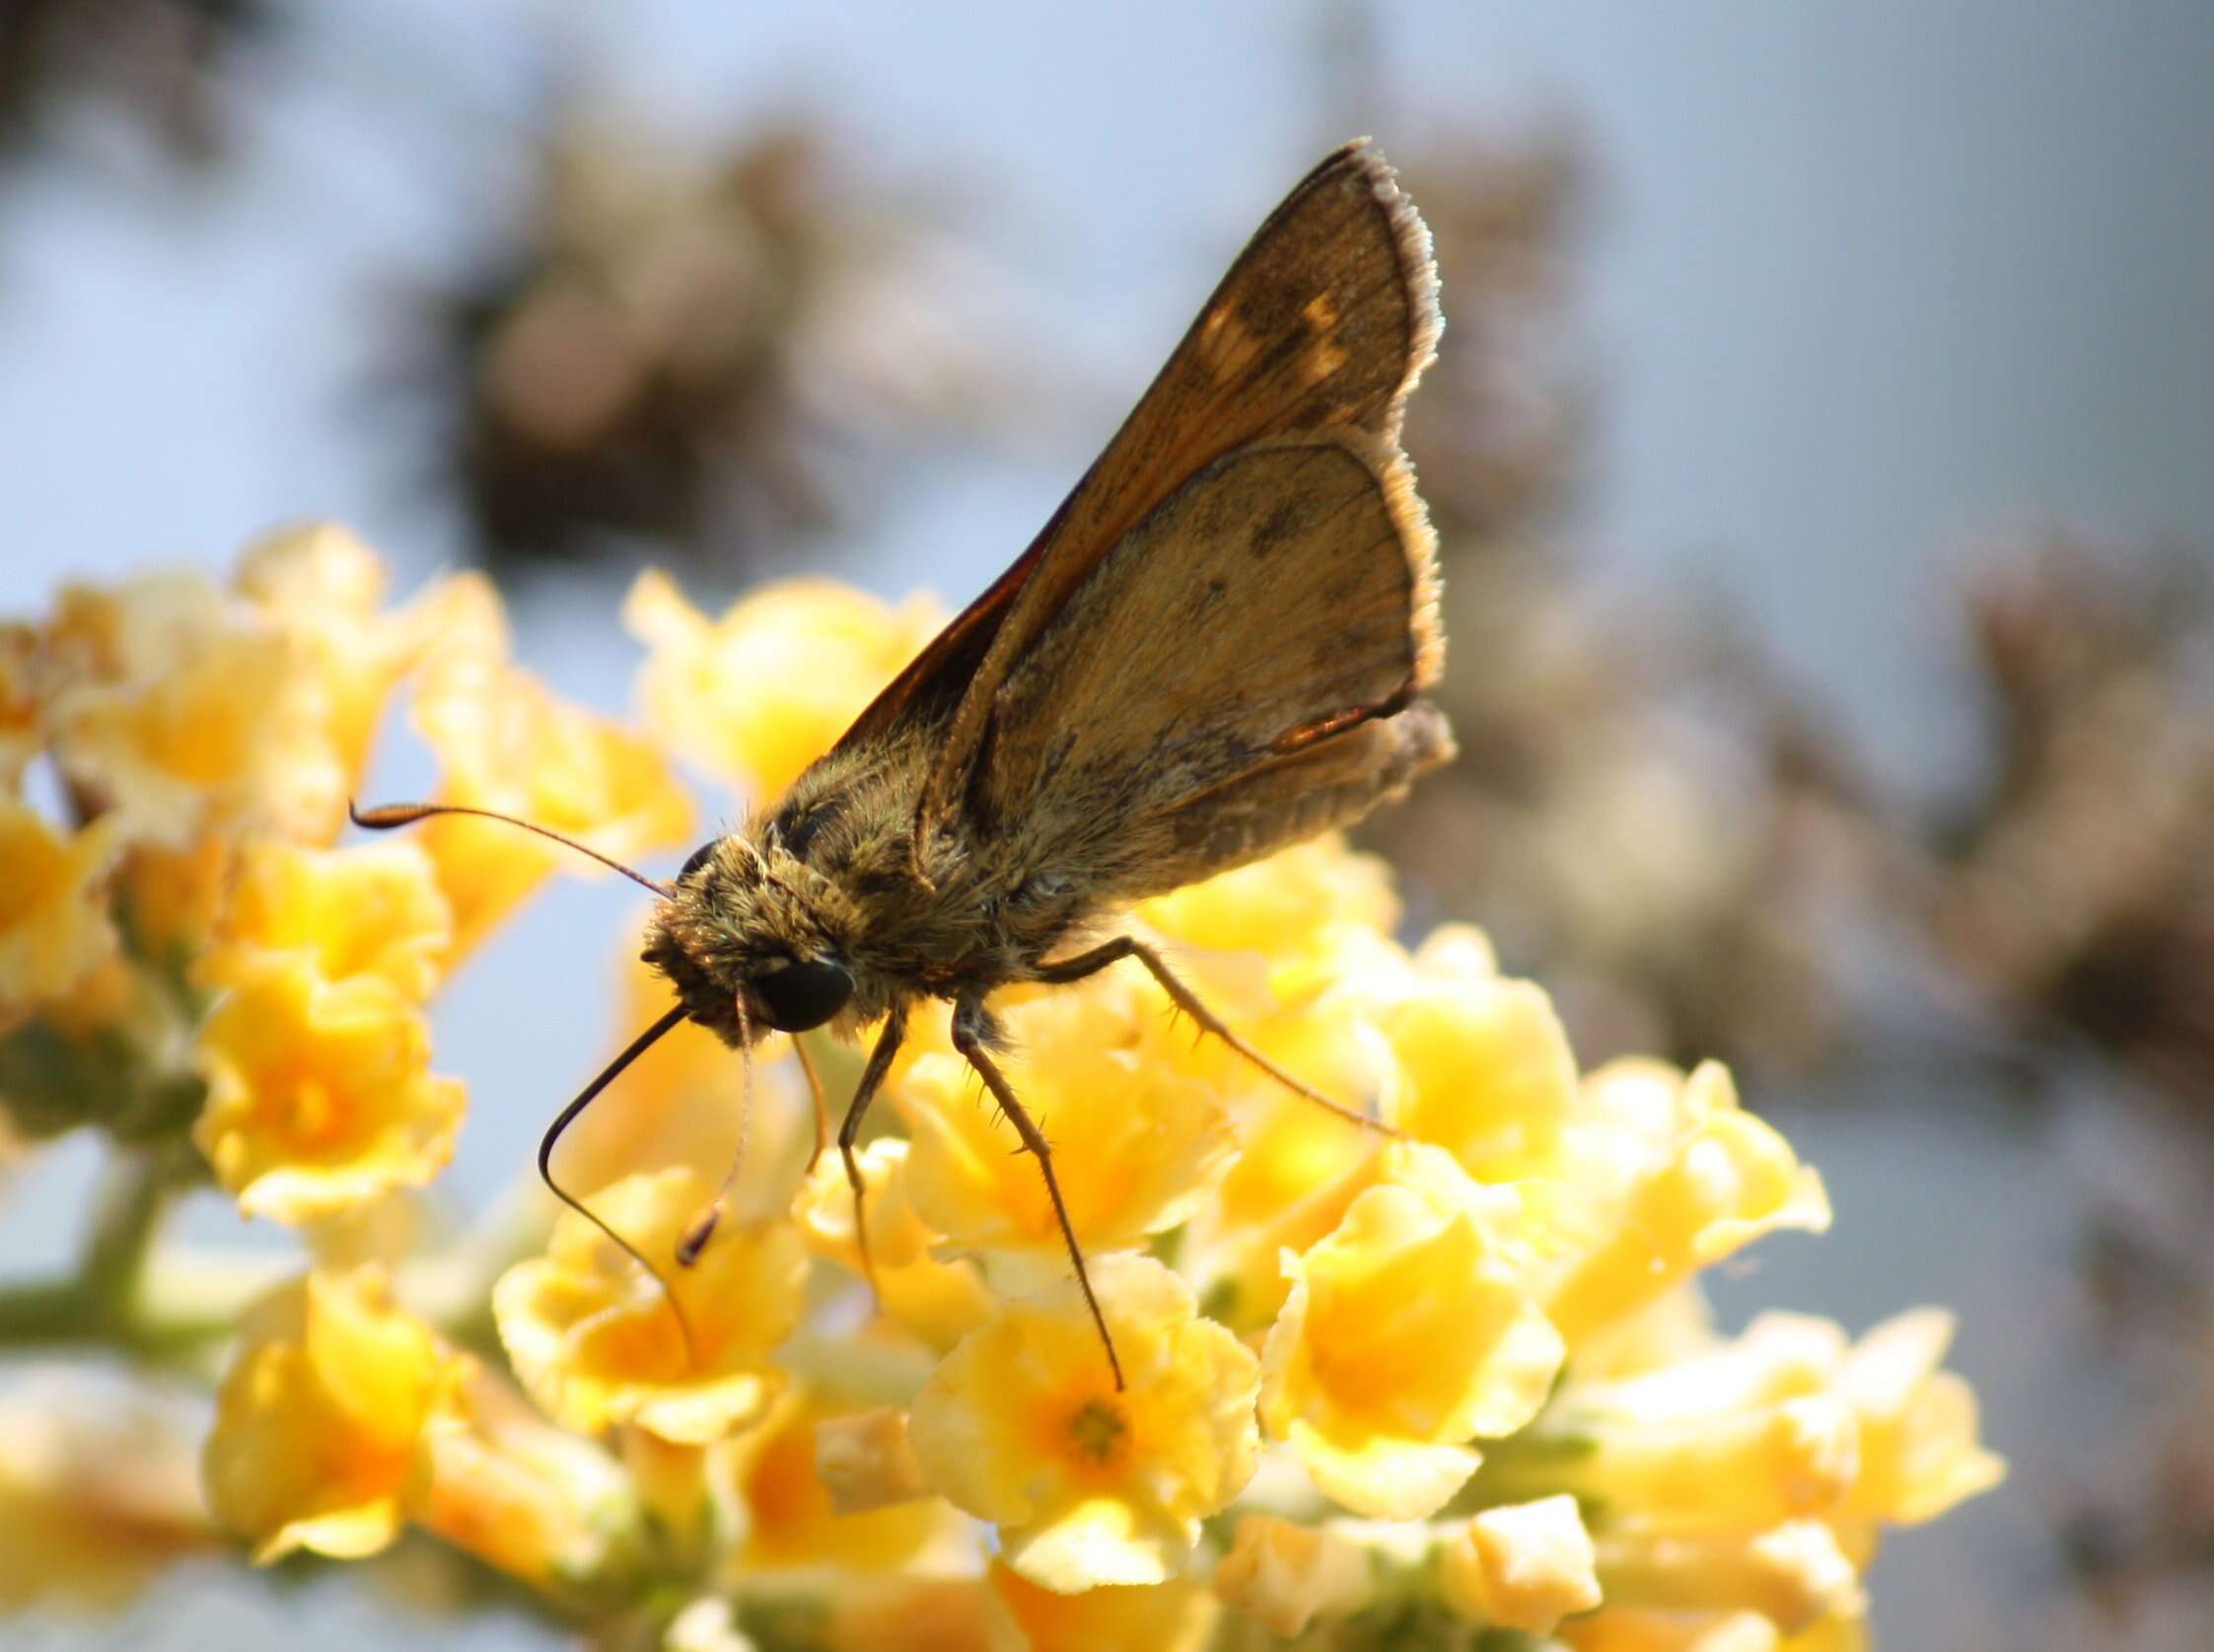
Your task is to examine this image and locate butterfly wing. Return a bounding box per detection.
[964,429,1449,900]
[827,140,1440,825]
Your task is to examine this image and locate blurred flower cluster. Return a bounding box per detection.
[0,0,275,168]
[1926,535,2214,1097]
[1925,536,2214,1622]
[415,117,1026,579]
[0,534,1998,1648]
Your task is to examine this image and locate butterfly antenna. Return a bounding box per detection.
[537,1004,698,1365]
[678,999,753,1266]
[350,800,675,898]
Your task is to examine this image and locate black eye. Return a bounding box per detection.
[750,957,853,1033]
[678,840,720,881]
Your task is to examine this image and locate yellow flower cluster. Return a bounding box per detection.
[0,528,692,1600]
[1,538,2001,1646]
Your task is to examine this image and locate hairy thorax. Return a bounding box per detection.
[640,738,1093,1048]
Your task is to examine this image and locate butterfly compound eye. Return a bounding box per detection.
[678,840,719,881]
[750,958,853,1033]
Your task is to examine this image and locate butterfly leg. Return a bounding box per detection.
[1036,935,1393,1134]
[794,1034,831,1174]
[837,1004,908,1305]
[952,996,1126,1391]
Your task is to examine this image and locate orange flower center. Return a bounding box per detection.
[266,1073,354,1151]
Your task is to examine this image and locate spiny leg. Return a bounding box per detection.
[952,998,1126,1392]
[1036,935,1394,1134]
[794,1034,830,1174]
[837,1006,908,1304]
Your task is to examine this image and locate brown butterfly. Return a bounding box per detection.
[355,138,1452,1387]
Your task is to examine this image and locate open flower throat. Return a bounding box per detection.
[0,531,2001,1648]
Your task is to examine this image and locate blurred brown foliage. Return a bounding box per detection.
[0,0,272,166]
[1929,539,2214,1629]
[1927,538,2214,1098]
[2060,1210,2214,1623]
[416,117,1023,580]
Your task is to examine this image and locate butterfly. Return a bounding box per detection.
[356,138,1451,1386]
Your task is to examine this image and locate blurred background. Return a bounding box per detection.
[4,1,2213,1647]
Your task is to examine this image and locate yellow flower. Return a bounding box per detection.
[1592,1521,1864,1635]
[625,571,944,799]
[0,1374,213,1611]
[234,519,391,617]
[43,572,343,844]
[1137,833,1401,1008]
[1381,949,1580,1183]
[1175,985,1394,1333]
[192,955,465,1223]
[621,1424,722,1556]
[0,801,124,1019]
[404,567,514,674]
[203,1267,449,1563]
[1437,1494,1602,1633]
[1211,1514,1371,1636]
[117,834,233,965]
[717,1388,960,1574]
[1574,1284,1726,1382]
[813,1404,934,1516]
[1561,1608,1790,1652]
[793,1138,996,1354]
[983,1557,1220,1652]
[1780,1617,1870,1652]
[1566,1311,1850,1420]
[1829,1310,2006,1531]
[818,1576,1003,1652]
[0,621,41,793]
[1134,837,1414,1173]
[1172,921,1546,1332]
[234,523,425,841]
[409,1353,630,1588]
[411,642,693,955]
[896,974,1236,1274]
[493,1165,806,1444]
[1538,1059,1831,1349]
[199,839,453,1002]
[1517,1393,1862,1534]
[1542,1308,2000,1559]
[908,1254,1259,1591]
[1258,1143,1563,1519]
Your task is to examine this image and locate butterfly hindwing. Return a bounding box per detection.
[966,429,1443,898]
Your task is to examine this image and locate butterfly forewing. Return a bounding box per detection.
[825,140,1440,844]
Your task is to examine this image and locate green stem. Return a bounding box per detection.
[0,1277,92,1344]
[0,1139,233,1367]
[83,1142,179,1307]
